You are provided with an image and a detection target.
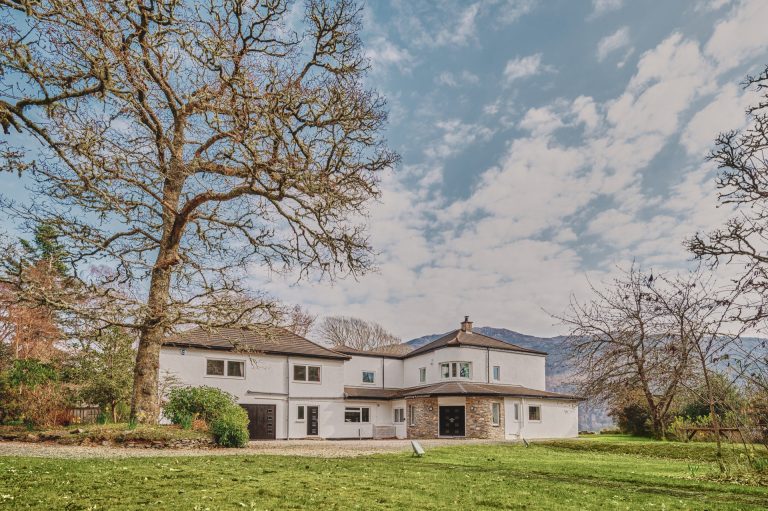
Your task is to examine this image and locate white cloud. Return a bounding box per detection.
[705,0,768,72]
[495,0,538,24]
[503,54,550,84]
[680,83,751,156]
[423,120,494,160]
[597,26,631,62]
[435,70,480,87]
[519,106,564,136]
[590,0,623,18]
[365,36,414,73]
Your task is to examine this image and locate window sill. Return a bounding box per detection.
[292,380,322,384]
[204,375,245,380]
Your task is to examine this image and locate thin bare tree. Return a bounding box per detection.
[0,0,397,421]
[319,315,406,352]
[556,267,697,439]
[282,304,316,338]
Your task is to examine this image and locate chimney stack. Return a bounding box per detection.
[460,315,473,333]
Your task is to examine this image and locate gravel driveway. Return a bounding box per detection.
[0,438,502,459]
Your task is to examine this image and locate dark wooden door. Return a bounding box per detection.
[241,404,276,440]
[439,406,465,436]
[307,406,319,436]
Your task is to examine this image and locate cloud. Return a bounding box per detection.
[503,54,551,84]
[435,70,481,87]
[423,120,494,159]
[705,0,768,73]
[589,0,623,19]
[394,1,482,48]
[365,37,414,73]
[495,0,538,24]
[597,26,631,62]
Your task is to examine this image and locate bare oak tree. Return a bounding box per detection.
[0,0,397,421]
[319,315,406,352]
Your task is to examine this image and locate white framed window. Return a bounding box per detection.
[206,358,244,378]
[513,403,520,421]
[491,403,501,426]
[419,367,426,383]
[492,366,500,381]
[362,370,375,384]
[344,407,370,423]
[439,361,471,379]
[528,405,541,422]
[293,364,321,383]
[394,408,405,423]
[297,405,305,422]
[408,405,416,426]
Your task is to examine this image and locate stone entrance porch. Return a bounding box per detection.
[406,396,505,440]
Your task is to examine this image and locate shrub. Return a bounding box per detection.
[178,412,193,430]
[210,406,249,448]
[164,386,237,425]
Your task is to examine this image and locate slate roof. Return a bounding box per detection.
[333,346,411,359]
[404,329,547,357]
[163,326,349,360]
[343,383,582,401]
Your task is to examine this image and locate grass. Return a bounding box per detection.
[0,423,211,444]
[1,437,768,510]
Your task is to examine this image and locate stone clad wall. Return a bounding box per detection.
[406,397,438,439]
[466,397,505,440]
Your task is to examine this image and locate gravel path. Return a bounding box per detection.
[0,438,502,459]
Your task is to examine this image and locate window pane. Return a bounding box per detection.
[441,363,450,378]
[227,361,244,377]
[345,408,361,423]
[492,403,500,425]
[493,366,500,380]
[293,365,307,381]
[206,359,225,376]
[514,404,519,421]
[459,362,470,378]
[529,406,541,421]
[451,362,457,377]
[308,366,321,382]
[408,405,416,426]
[297,406,305,420]
[362,371,375,383]
[419,367,426,383]
[361,408,370,423]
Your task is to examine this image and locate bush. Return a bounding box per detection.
[610,403,652,437]
[164,386,237,425]
[210,406,249,448]
[163,386,249,447]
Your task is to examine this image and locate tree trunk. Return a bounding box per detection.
[129,173,184,423]
[700,351,725,472]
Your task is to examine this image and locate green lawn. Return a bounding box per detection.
[1,437,767,510]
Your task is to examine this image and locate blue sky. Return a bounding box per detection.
[3,0,768,339]
[258,0,768,339]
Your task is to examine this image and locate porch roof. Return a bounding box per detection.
[343,383,582,401]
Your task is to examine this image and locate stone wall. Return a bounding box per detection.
[465,397,505,440]
[406,397,438,439]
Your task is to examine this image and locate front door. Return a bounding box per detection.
[307,406,319,436]
[241,404,276,440]
[439,406,465,436]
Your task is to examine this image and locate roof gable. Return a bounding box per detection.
[405,329,547,357]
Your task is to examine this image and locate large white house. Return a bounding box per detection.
[159,317,581,440]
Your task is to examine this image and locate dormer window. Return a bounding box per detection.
[440,361,471,379]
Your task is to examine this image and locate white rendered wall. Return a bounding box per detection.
[342,355,404,388]
[504,397,579,440]
[402,346,546,389]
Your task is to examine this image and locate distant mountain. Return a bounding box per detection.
[406,326,614,431]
